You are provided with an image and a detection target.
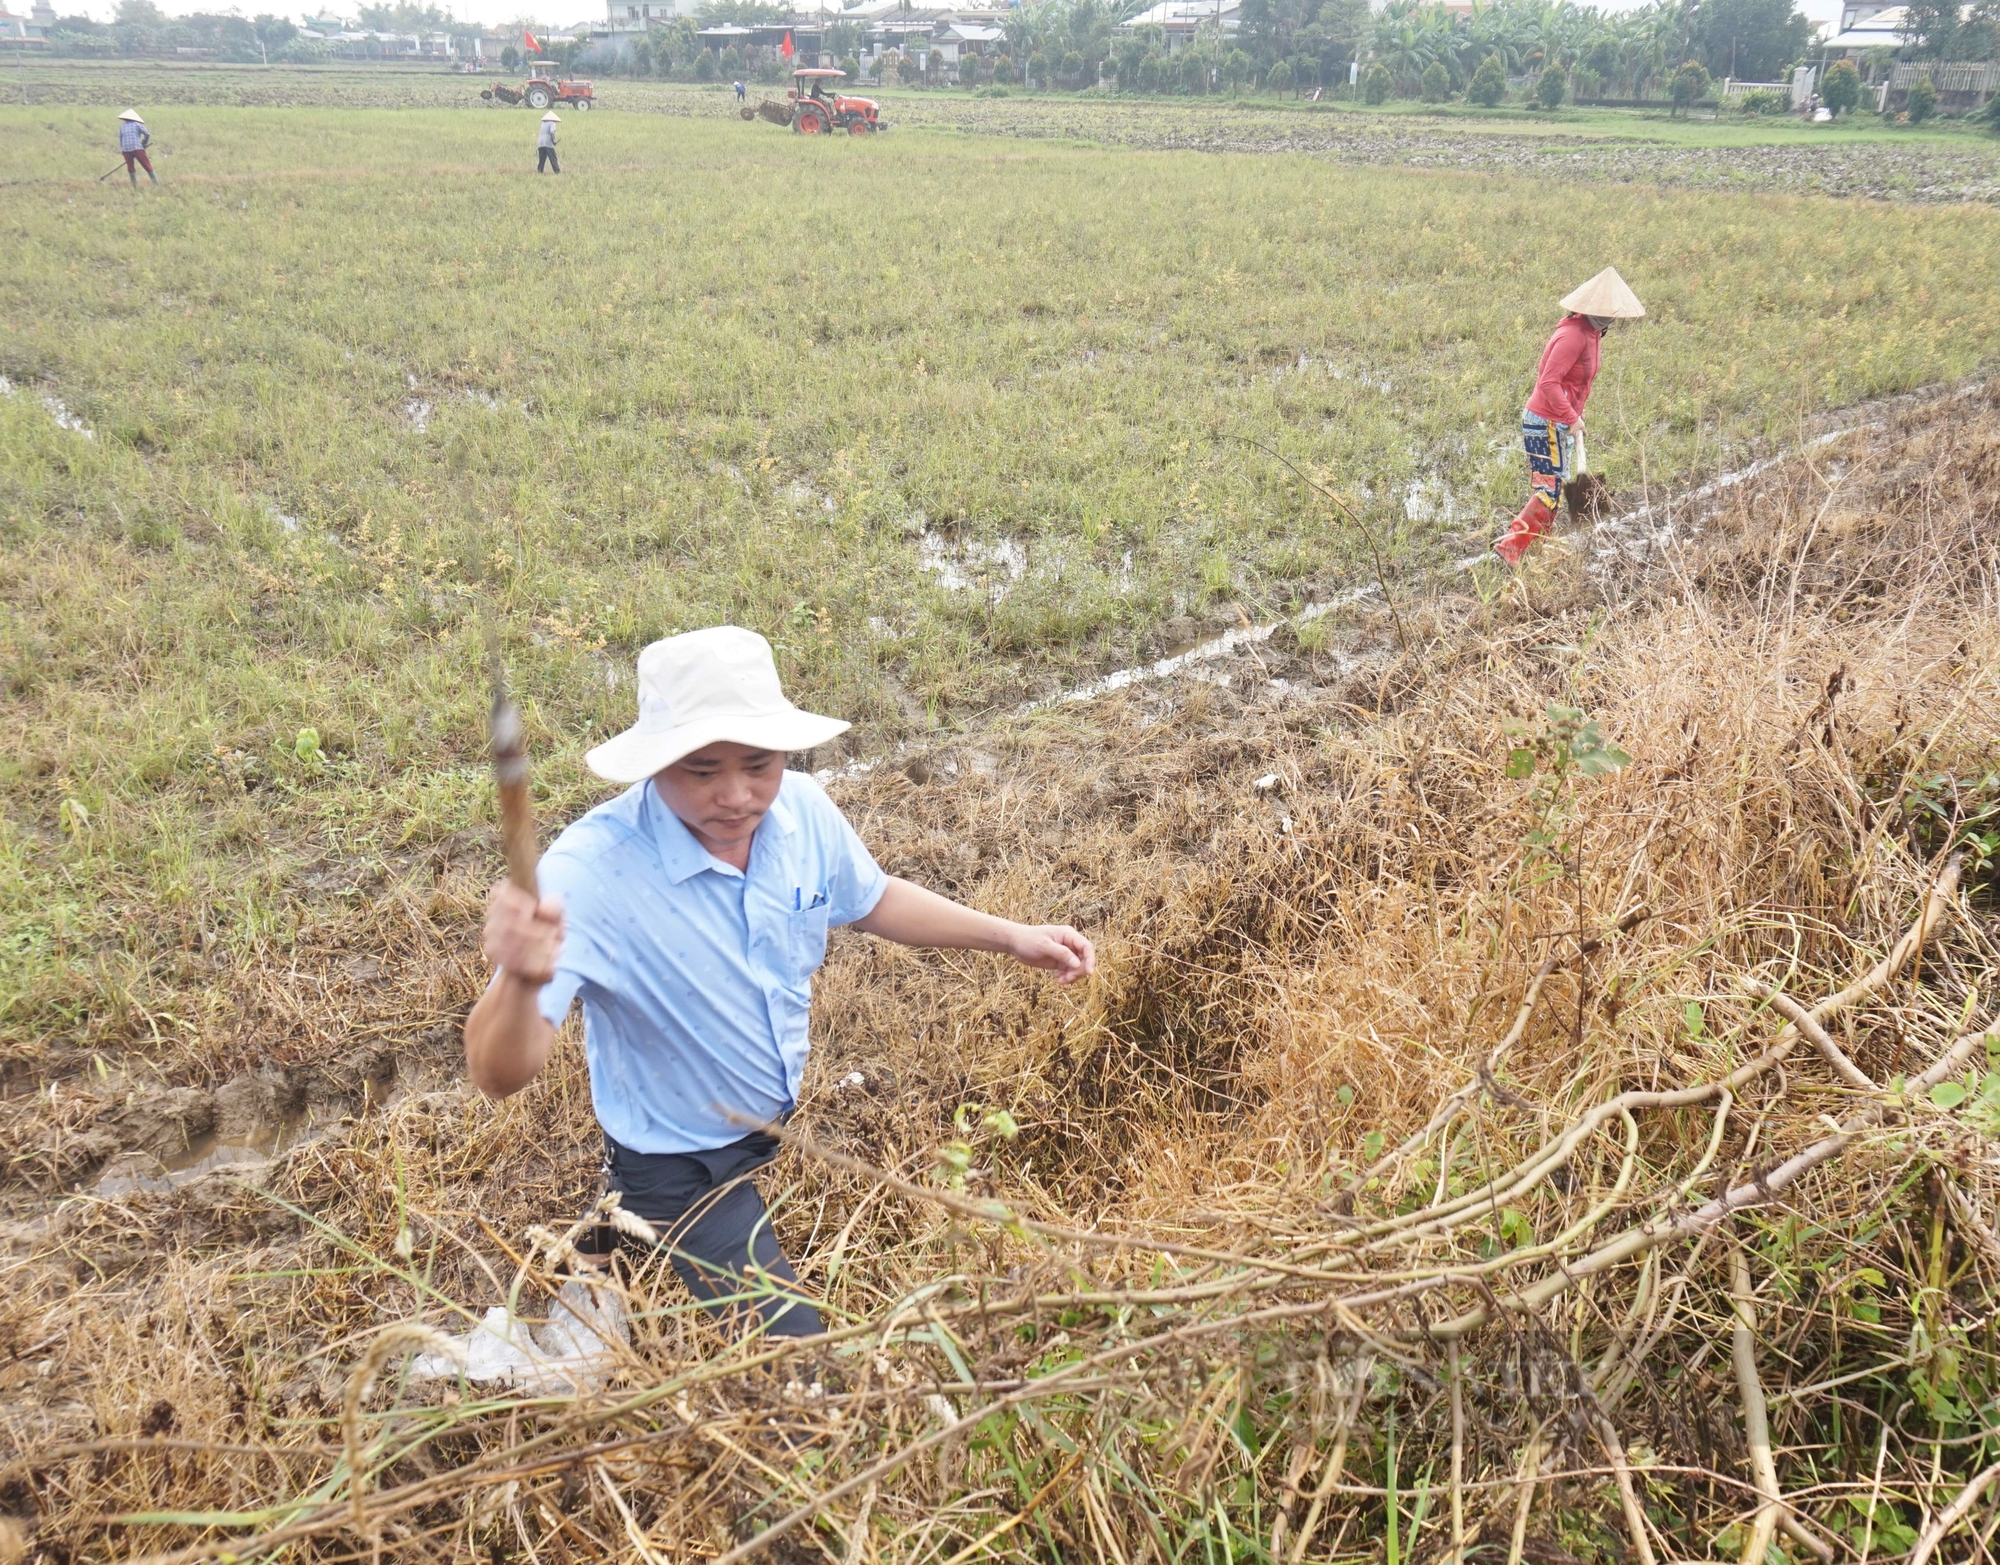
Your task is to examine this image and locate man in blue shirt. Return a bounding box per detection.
[466,626,1094,1337]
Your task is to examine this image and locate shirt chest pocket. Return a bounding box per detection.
[786,900,831,972]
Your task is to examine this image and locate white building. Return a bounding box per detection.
[601,0,697,36]
[1823,2,1911,47]
[0,0,54,42]
[1118,0,1242,52]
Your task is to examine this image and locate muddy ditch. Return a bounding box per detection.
[1,1041,453,1219]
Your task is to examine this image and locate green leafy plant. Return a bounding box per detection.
[1905,73,1938,122]
[1420,60,1450,101]
[934,1103,1022,1191]
[1505,705,1632,782]
[1821,57,1861,115]
[1503,705,1631,891]
[1468,53,1506,106]
[1670,58,1711,114]
[1535,64,1567,109]
[1363,62,1392,104]
[1895,769,2000,881]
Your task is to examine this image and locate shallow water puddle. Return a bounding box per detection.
[918,529,1029,598]
[93,1112,315,1197]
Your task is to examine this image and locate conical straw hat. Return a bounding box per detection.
[1560,267,1644,319]
[119,109,144,121]
[542,110,561,121]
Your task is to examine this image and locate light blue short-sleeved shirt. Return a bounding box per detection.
[527,770,888,1154]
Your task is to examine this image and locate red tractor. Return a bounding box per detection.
[789,67,881,135]
[481,63,595,111]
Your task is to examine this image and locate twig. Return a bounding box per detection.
[1288,1362,1371,1565]
[1911,1460,2000,1565]
[1505,1420,1550,1565]
[1745,979,1881,1090]
[1732,1239,1782,1565]
[1450,1340,1467,1565]
[1595,1415,1660,1565]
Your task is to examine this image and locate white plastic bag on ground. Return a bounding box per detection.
[408,1277,629,1393]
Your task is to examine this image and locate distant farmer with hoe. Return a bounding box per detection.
[1494,267,1645,565]
[117,110,157,186]
[536,110,560,173]
[467,626,1096,1338]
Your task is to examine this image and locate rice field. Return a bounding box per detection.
[6,103,1996,1050]
[5,75,2000,1565]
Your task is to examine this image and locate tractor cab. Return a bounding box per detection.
[787,67,882,134]
[790,67,844,103]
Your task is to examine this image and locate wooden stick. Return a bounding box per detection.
[489,650,538,896]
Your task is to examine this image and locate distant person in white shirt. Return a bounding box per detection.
[537,110,560,174]
[118,110,156,186]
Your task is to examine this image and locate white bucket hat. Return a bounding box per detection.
[1561,267,1645,319]
[541,110,561,121]
[585,626,849,783]
[119,109,144,121]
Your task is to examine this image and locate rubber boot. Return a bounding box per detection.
[1494,496,1556,566]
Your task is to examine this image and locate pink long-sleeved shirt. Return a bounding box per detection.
[1525,313,1602,427]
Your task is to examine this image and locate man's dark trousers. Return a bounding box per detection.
[591,1129,822,1337]
[537,147,559,173]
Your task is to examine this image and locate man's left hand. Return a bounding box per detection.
[1007,924,1095,984]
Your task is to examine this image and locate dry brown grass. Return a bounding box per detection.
[5,394,1999,1565]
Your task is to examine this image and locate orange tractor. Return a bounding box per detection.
[482,63,595,111]
[741,67,882,134]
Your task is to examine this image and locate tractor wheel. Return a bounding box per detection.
[847,118,872,135]
[795,104,829,134]
[525,85,553,109]
[480,88,494,99]
[740,106,756,120]
[572,96,592,110]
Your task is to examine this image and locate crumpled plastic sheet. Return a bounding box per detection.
[409,1277,630,1394]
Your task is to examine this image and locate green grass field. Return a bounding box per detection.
[4,97,1999,1063]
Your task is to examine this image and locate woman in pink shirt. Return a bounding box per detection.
[1495,268,1645,565]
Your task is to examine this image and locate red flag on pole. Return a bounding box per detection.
[779,28,794,57]
[523,26,542,52]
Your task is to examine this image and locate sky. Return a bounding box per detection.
[57,0,1847,47]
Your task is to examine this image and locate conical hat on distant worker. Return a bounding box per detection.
[1561,267,1645,319]
[542,110,560,121]
[119,109,144,121]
